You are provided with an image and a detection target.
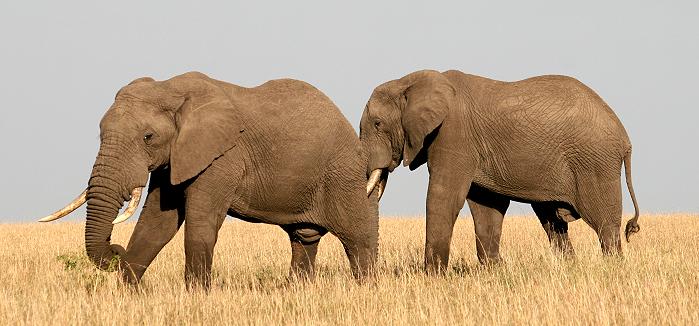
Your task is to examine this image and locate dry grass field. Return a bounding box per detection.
[1,214,697,325]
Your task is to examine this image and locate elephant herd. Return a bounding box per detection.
[38,70,640,290]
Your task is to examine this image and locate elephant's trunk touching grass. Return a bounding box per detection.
[35,135,147,271]
[85,174,128,271]
[84,137,147,271]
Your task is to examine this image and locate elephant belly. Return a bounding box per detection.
[227,202,318,226]
[225,170,323,226]
[472,159,575,205]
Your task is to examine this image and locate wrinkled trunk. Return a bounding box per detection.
[84,137,146,270]
[85,174,126,270]
[362,141,391,176]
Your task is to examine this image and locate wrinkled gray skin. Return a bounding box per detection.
[85,72,378,289]
[360,70,640,272]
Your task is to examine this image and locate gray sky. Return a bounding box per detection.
[1,1,697,222]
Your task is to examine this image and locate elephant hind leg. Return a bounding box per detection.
[339,233,377,280]
[318,166,379,281]
[596,223,622,255]
[326,198,378,281]
[574,175,624,256]
[584,207,623,256]
[331,211,378,281]
[532,202,576,257]
[466,185,510,264]
[282,224,327,281]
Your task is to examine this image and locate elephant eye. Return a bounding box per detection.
[374,120,382,128]
[143,132,154,144]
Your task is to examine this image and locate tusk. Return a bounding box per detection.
[376,175,388,201]
[38,190,88,222]
[366,169,382,195]
[112,187,144,224]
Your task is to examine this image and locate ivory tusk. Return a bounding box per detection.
[366,169,382,195]
[38,190,88,222]
[112,187,144,224]
[376,176,388,201]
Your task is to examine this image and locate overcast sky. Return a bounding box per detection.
[1,1,696,222]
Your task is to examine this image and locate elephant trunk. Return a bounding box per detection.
[85,177,127,270]
[85,137,147,271]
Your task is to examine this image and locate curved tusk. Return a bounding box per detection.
[38,190,88,222]
[376,175,388,201]
[112,187,144,224]
[366,169,382,195]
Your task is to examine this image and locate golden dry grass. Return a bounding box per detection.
[1,214,697,325]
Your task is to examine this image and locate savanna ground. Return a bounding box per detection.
[1,214,697,325]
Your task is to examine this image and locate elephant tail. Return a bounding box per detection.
[623,150,641,242]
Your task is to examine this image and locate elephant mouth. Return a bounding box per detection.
[110,187,145,224]
[366,168,389,200]
[388,159,400,172]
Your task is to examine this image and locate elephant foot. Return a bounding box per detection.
[118,263,141,287]
[184,273,212,292]
[424,256,450,276]
[477,254,503,266]
[424,239,453,276]
[551,241,576,259]
[345,244,377,282]
[548,229,576,258]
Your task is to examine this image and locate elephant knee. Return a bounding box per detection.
[556,208,576,223]
[289,226,326,244]
[184,229,218,260]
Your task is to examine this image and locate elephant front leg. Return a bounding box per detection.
[283,225,326,281]
[183,189,228,291]
[466,186,509,264]
[424,171,472,274]
[181,154,242,290]
[122,169,184,285]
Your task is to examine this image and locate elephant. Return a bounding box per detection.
[38,71,378,289]
[360,69,640,272]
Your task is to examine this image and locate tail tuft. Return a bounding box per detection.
[624,219,640,242]
[623,150,640,243]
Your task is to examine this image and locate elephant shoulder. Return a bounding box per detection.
[442,71,503,99]
[178,71,210,79]
[257,79,340,113]
[259,78,322,95]
[520,74,581,84]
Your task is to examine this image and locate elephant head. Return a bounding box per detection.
[39,72,242,271]
[360,70,456,198]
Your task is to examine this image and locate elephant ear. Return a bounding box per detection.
[401,75,454,167]
[169,97,243,185]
